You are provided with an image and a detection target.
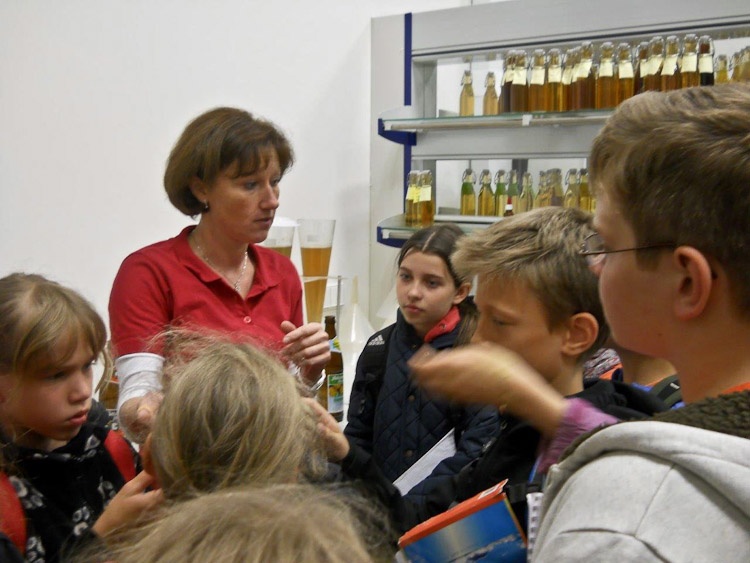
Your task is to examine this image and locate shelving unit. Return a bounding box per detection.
[368,0,750,313]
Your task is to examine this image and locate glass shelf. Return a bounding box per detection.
[376,214,501,248]
[381,109,613,133]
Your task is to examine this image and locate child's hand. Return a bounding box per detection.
[409,343,568,437]
[119,392,163,444]
[303,398,350,461]
[281,321,331,384]
[92,471,164,538]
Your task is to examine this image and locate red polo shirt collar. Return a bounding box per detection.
[174,226,281,299]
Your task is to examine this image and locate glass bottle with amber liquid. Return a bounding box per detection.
[634,41,649,94]
[660,36,681,91]
[563,168,580,209]
[616,43,635,104]
[562,48,578,111]
[576,41,596,110]
[533,170,549,209]
[546,48,564,112]
[500,51,517,113]
[493,170,507,216]
[549,168,564,207]
[511,51,529,113]
[681,34,700,88]
[596,42,617,109]
[477,169,495,216]
[483,72,499,115]
[418,170,435,227]
[644,36,664,92]
[518,172,534,213]
[460,70,475,116]
[404,170,419,227]
[460,168,476,216]
[715,55,730,84]
[528,49,547,112]
[698,36,714,86]
[507,170,520,214]
[578,168,593,213]
[405,170,419,226]
[317,315,344,422]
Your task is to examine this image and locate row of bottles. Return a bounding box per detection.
[459,40,750,116]
[460,168,594,216]
[404,170,436,228]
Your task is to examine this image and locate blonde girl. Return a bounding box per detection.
[0,273,161,562]
[143,332,326,499]
[94,484,383,563]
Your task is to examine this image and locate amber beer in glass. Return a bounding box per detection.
[262,224,295,258]
[298,219,335,324]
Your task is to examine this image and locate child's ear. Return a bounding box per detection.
[452,282,472,305]
[560,312,599,359]
[672,246,714,321]
[141,433,156,475]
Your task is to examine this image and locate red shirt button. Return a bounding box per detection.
[243,316,252,324]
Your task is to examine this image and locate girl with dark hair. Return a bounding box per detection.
[343,224,499,514]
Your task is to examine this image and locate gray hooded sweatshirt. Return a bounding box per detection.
[533,392,750,562]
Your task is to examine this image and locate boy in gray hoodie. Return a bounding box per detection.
[412,84,750,561]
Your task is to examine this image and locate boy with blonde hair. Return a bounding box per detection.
[413,84,750,560]
[315,207,663,533]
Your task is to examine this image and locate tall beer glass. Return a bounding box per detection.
[262,224,295,258]
[298,219,335,323]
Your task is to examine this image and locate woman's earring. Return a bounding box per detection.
[203,201,210,212]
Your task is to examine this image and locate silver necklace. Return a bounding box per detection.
[193,237,249,293]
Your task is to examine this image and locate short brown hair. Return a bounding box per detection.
[164,107,294,215]
[590,84,750,314]
[0,273,106,378]
[452,207,608,358]
[152,333,323,499]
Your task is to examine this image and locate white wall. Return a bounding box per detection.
[0,0,468,347]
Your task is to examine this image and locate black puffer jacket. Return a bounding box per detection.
[343,378,667,534]
[345,308,500,505]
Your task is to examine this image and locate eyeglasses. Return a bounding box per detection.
[579,233,675,267]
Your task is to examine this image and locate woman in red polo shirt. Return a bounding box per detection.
[109,107,330,441]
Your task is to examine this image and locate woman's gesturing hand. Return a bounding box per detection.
[118,392,164,444]
[280,321,331,384]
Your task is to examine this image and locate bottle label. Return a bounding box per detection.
[548,67,562,83]
[649,56,664,75]
[682,53,698,72]
[698,54,713,73]
[327,369,344,414]
[330,337,341,353]
[662,55,678,76]
[577,61,592,79]
[406,186,417,202]
[530,68,545,85]
[561,67,573,85]
[420,185,432,202]
[513,69,527,85]
[618,62,634,79]
[599,61,614,77]
[502,69,514,85]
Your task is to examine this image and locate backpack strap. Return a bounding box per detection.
[648,375,682,408]
[358,324,396,381]
[104,431,137,482]
[0,473,26,555]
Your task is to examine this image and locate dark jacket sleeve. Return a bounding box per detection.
[0,534,24,563]
[402,404,501,506]
[341,440,455,534]
[343,345,379,452]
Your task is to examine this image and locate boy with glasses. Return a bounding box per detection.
[412,84,750,560]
